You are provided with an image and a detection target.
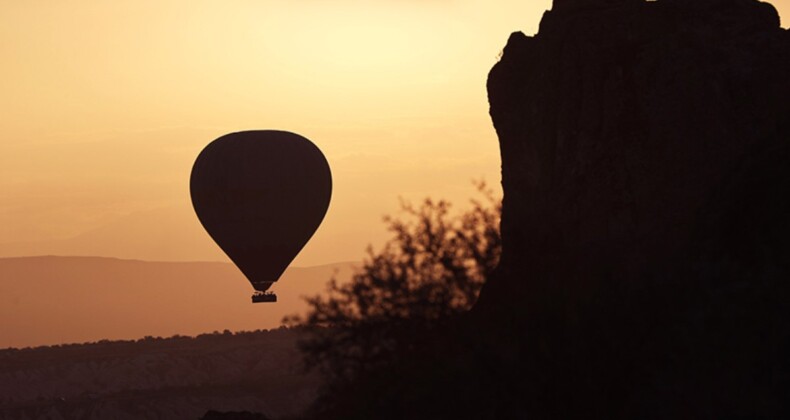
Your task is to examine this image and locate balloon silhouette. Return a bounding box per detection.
[190,130,332,303]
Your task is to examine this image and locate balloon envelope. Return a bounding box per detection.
[190,130,332,292]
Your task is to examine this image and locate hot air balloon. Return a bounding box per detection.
[190,130,332,303]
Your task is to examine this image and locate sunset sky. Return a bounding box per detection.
[2,0,788,267]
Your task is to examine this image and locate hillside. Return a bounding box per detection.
[0,329,318,419]
[0,256,355,348]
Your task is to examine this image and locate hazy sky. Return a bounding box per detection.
[1,0,788,266]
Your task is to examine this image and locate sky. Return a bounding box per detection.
[1,0,788,267]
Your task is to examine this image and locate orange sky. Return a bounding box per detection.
[1,0,788,267]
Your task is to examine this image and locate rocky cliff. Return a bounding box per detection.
[476,0,790,416]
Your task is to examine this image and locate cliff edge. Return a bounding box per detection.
[478,0,790,416]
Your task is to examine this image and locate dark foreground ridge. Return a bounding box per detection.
[0,329,318,419]
[480,0,789,417]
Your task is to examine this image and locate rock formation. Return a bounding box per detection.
[475,0,790,416]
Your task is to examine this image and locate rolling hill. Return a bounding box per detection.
[0,256,355,349]
[0,329,319,419]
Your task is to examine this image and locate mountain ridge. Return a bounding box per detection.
[0,256,355,349]
[0,254,358,269]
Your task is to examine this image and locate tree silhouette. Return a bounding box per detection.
[286,183,500,414]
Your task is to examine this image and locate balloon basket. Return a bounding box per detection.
[252,291,277,304]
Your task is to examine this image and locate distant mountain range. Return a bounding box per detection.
[0,256,355,349]
[0,207,245,263]
[0,203,384,266]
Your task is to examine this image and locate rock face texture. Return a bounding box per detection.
[477,0,790,416]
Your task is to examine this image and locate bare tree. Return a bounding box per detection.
[286,182,501,394]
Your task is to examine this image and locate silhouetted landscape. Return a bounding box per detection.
[0,329,318,419]
[3,0,790,418]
